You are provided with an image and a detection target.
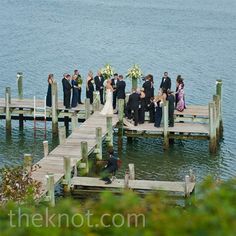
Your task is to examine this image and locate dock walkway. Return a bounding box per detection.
[31,111,118,198]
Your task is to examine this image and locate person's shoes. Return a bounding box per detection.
[154,125,160,128]
[105,179,112,184]
[79,102,84,104]
[114,111,118,114]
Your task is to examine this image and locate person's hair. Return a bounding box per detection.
[164,72,168,75]
[114,73,118,76]
[66,74,71,79]
[48,74,54,83]
[176,75,182,83]
[118,75,123,79]
[108,148,114,155]
[162,88,168,94]
[145,74,153,81]
[72,75,77,80]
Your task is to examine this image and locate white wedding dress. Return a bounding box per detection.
[100,89,113,116]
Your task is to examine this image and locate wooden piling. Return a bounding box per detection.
[5,87,11,133]
[163,100,169,149]
[216,80,223,136]
[71,113,78,132]
[51,82,58,134]
[59,126,66,144]
[81,141,89,174]
[128,164,135,180]
[46,173,55,207]
[213,95,220,142]
[63,156,71,192]
[24,154,32,173]
[43,141,49,157]
[124,170,129,189]
[85,98,91,119]
[106,116,113,148]
[93,91,100,111]
[95,127,102,160]
[209,102,217,153]
[184,175,190,197]
[17,72,23,100]
[118,99,125,123]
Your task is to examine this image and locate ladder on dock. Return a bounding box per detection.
[33,96,47,139]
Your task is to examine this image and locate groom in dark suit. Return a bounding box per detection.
[111,73,119,109]
[62,74,72,109]
[94,70,105,104]
[116,75,126,100]
[160,72,171,91]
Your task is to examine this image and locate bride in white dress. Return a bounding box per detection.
[100,79,114,116]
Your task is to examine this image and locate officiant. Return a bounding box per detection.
[94,70,105,105]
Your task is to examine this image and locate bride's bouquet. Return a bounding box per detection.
[101,64,114,80]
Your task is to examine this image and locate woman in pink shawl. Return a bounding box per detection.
[175,75,186,112]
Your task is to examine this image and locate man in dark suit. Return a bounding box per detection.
[160,72,171,91]
[62,74,72,109]
[126,89,140,126]
[111,73,119,109]
[94,70,105,104]
[167,90,175,127]
[116,75,126,99]
[142,74,153,110]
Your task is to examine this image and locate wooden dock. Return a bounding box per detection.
[30,111,118,204]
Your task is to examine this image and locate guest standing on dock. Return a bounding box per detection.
[142,74,153,110]
[71,75,79,108]
[115,74,126,114]
[94,70,105,105]
[176,76,186,111]
[46,74,54,107]
[86,71,94,104]
[111,73,119,110]
[62,74,72,109]
[167,90,175,127]
[160,72,171,91]
[138,88,146,124]
[126,89,140,126]
[74,70,83,104]
[154,94,163,128]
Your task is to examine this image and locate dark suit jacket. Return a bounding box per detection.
[94,75,104,91]
[127,92,140,110]
[142,80,152,98]
[111,78,118,89]
[116,80,126,99]
[160,77,171,91]
[62,78,72,94]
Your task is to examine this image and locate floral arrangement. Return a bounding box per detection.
[101,64,114,80]
[126,64,143,80]
[76,74,83,86]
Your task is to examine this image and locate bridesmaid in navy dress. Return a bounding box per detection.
[71,75,79,108]
[86,71,94,104]
[46,74,54,107]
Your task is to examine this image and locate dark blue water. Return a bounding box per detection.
[0,0,236,181]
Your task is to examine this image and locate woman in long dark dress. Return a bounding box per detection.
[71,75,79,108]
[86,71,94,104]
[154,95,163,128]
[46,74,54,107]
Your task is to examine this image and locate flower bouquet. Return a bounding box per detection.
[101,64,114,80]
[76,74,83,88]
[126,64,143,90]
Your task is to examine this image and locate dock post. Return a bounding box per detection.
[124,170,129,189]
[128,164,135,180]
[118,99,124,123]
[95,127,102,160]
[184,175,190,197]
[213,95,220,142]
[209,102,217,153]
[17,73,24,130]
[17,72,23,100]
[93,91,100,112]
[46,174,55,207]
[216,80,223,137]
[51,82,58,135]
[5,87,12,134]
[63,156,71,193]
[81,141,89,174]
[71,113,78,132]
[43,141,49,157]
[23,154,32,173]
[106,116,113,148]
[163,100,169,149]
[59,126,66,144]
[85,98,91,119]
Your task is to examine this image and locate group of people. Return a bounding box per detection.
[46,70,186,128]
